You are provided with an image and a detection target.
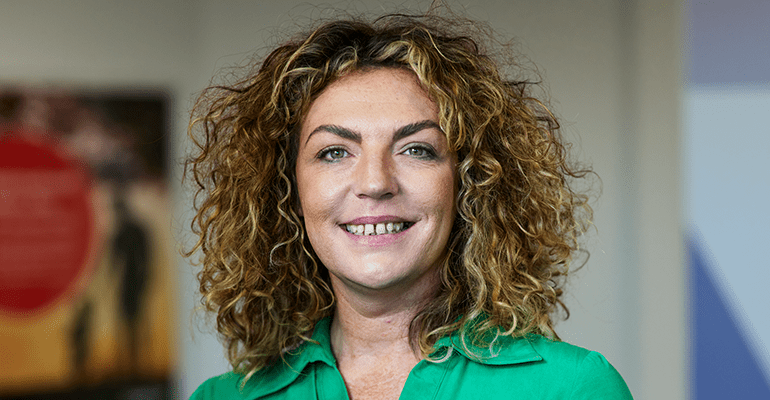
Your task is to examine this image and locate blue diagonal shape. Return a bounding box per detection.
[689,237,770,399]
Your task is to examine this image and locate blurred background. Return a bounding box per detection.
[0,0,767,399]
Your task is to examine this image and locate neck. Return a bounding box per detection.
[328,272,438,361]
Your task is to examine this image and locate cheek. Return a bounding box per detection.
[435,167,457,208]
[297,169,341,223]
[411,167,457,219]
[295,161,322,219]
[297,193,304,217]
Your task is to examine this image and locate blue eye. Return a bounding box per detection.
[319,147,348,161]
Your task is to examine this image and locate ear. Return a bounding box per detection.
[297,199,304,217]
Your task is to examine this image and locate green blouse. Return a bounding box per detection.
[191,317,633,399]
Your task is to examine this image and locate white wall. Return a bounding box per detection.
[0,1,685,399]
[0,1,195,86]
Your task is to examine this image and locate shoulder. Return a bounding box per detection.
[511,336,634,399]
[441,334,633,399]
[189,320,336,400]
[189,372,244,400]
[525,334,600,367]
[532,336,619,369]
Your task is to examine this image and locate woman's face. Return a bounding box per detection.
[295,68,456,296]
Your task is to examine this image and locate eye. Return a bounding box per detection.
[402,145,436,160]
[318,147,349,162]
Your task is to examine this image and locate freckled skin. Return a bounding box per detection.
[296,68,456,298]
[295,68,457,399]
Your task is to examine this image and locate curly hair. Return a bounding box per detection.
[186,11,592,380]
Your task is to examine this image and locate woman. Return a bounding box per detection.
[186,12,633,400]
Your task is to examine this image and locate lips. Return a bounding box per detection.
[339,215,415,237]
[343,221,414,236]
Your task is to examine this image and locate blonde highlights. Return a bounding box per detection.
[186,12,592,378]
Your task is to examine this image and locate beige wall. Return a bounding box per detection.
[0,1,684,398]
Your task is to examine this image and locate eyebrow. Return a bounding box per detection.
[305,120,442,145]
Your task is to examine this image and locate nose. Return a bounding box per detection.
[353,152,398,200]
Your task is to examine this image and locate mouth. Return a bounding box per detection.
[341,221,414,236]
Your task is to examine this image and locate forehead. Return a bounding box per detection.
[300,68,439,135]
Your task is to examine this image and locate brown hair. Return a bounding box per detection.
[186,11,592,380]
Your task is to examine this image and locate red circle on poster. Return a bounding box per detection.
[0,134,94,314]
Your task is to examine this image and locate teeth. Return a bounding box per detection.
[345,222,409,236]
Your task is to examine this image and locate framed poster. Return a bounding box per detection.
[0,88,175,399]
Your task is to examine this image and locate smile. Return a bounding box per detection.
[343,222,414,236]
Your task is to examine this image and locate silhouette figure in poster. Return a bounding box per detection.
[111,195,151,378]
[71,298,93,383]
